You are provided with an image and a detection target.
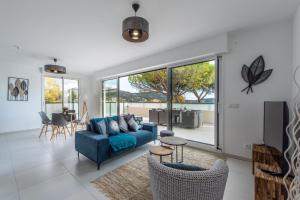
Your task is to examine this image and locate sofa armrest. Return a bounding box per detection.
[75,130,110,163]
[142,123,157,140]
[142,123,157,131]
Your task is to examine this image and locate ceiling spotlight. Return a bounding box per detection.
[122,3,149,43]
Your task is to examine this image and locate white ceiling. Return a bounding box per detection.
[0,0,299,75]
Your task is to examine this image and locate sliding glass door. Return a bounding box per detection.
[171,60,216,145]
[101,58,219,146]
[103,79,118,117]
[44,77,79,118]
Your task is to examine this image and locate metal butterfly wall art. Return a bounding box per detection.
[241,55,273,94]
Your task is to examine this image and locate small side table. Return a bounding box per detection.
[160,136,187,163]
[149,145,174,163]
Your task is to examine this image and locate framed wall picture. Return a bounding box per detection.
[7,77,29,101]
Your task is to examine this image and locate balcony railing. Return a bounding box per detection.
[45,102,79,118]
[104,102,215,124]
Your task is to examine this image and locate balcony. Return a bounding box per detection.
[113,102,215,145]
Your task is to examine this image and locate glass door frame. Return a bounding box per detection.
[100,56,221,149]
[63,78,80,119]
[101,78,119,117]
[166,56,220,148]
[44,75,80,118]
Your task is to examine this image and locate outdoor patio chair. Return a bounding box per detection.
[180,110,199,129]
[158,109,167,125]
[149,109,159,123]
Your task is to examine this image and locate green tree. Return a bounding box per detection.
[183,62,215,102]
[128,69,189,103]
[44,78,62,103]
[128,62,215,103]
[128,69,168,95]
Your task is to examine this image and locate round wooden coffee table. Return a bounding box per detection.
[160,136,187,163]
[149,145,174,163]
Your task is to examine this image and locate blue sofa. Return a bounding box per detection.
[75,116,157,170]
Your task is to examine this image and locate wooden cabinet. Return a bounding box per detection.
[252,144,291,200]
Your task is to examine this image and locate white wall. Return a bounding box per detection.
[223,20,293,158]
[0,63,42,133]
[292,6,300,99]
[0,63,93,134]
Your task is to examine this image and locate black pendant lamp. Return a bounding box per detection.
[122,3,149,43]
[44,58,66,74]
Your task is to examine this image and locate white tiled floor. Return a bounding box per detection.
[0,129,254,200]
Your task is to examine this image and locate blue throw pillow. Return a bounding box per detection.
[96,120,108,137]
[86,123,92,131]
[108,119,120,135]
[90,117,106,132]
[127,117,140,132]
[107,116,119,122]
[123,114,134,123]
[119,116,129,132]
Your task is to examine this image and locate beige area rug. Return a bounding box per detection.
[92,146,224,200]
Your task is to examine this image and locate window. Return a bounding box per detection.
[44,77,79,118]
[103,79,118,117]
[101,57,219,147]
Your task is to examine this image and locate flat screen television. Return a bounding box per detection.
[263,101,289,176]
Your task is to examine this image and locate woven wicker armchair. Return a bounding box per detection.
[147,156,229,200]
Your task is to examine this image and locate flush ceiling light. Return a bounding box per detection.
[44,58,66,74]
[122,3,149,43]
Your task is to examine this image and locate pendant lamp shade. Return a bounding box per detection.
[122,3,149,43]
[44,58,66,74]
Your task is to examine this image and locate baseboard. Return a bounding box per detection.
[0,128,41,135]
[186,143,251,162]
[223,153,251,162]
